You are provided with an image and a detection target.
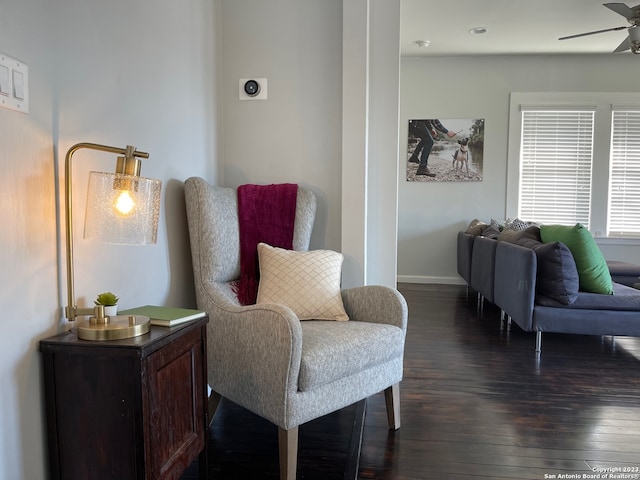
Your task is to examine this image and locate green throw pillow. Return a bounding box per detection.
[539,224,613,295]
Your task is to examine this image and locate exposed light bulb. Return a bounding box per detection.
[114,190,135,215]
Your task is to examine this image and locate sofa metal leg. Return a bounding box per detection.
[476,293,485,315]
[535,330,542,352]
[278,426,299,480]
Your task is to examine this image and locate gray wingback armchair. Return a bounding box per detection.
[184,177,407,480]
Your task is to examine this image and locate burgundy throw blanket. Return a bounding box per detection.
[233,183,298,305]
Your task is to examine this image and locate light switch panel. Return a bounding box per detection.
[0,52,29,114]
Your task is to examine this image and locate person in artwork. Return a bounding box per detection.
[408,119,457,177]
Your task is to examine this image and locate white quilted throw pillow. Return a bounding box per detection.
[256,243,349,321]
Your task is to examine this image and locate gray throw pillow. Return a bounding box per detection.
[481,224,501,239]
[498,225,542,249]
[465,219,487,236]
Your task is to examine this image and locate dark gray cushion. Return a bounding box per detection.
[494,242,537,332]
[534,241,579,305]
[457,231,475,283]
[481,224,501,239]
[465,219,487,236]
[537,282,640,310]
[498,225,542,249]
[607,260,640,276]
[607,260,640,287]
[470,236,498,303]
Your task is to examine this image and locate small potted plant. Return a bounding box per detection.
[95,292,119,316]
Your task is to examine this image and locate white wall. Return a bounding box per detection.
[220,0,400,288]
[0,3,57,479]
[0,1,220,478]
[220,0,343,252]
[342,0,401,288]
[365,1,401,288]
[398,54,640,284]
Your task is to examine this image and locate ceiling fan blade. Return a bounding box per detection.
[614,36,631,52]
[559,25,629,40]
[604,3,638,21]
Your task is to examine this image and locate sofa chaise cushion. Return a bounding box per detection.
[536,282,640,310]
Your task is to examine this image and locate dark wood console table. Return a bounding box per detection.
[40,316,209,480]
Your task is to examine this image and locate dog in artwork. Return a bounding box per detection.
[452,138,470,175]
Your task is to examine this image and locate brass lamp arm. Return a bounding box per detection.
[64,143,149,321]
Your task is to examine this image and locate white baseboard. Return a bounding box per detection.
[397,275,466,285]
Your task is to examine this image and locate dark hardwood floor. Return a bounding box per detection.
[183,283,640,479]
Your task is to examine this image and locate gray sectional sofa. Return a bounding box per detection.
[457,226,640,352]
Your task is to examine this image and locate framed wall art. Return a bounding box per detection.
[406,118,484,182]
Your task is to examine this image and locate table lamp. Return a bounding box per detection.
[64,142,162,341]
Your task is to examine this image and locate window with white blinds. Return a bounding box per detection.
[608,110,640,237]
[519,109,595,228]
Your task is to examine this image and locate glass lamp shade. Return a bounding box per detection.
[84,171,162,245]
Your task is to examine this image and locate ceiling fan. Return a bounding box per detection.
[559,2,640,54]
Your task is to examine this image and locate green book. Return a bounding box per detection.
[119,305,206,327]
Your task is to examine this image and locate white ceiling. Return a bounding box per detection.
[401,0,640,56]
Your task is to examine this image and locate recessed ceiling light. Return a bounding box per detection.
[415,40,430,48]
[469,27,488,35]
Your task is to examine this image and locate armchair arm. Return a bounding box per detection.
[202,283,303,428]
[341,285,408,331]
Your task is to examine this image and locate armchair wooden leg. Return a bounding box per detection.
[278,426,299,480]
[208,390,222,426]
[384,383,401,430]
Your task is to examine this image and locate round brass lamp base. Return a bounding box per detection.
[77,315,150,341]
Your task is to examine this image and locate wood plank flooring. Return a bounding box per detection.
[183,283,640,479]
